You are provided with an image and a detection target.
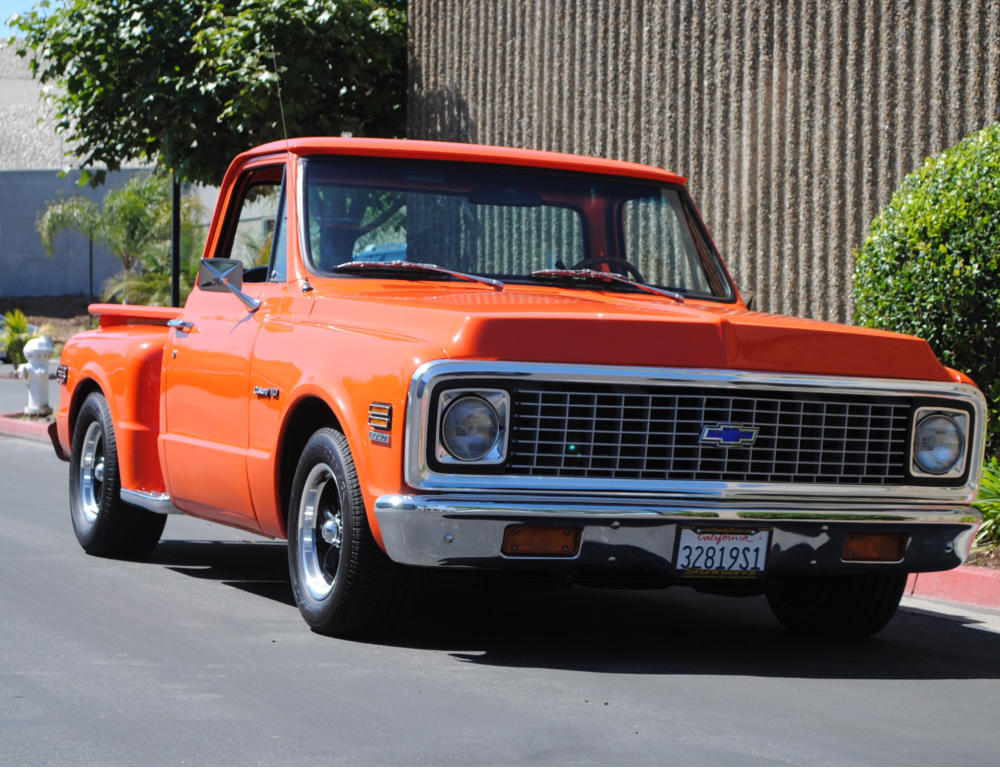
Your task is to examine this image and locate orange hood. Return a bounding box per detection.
[306,281,953,382]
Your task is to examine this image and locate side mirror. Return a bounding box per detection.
[198,258,260,312]
[198,258,244,291]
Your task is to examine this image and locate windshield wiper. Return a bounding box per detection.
[334,260,504,291]
[529,269,685,303]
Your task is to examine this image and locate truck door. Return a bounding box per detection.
[161,161,287,526]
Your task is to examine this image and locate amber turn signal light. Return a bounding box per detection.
[842,532,908,562]
[502,525,581,556]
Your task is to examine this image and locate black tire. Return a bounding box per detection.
[69,392,166,558]
[766,573,907,639]
[287,427,405,637]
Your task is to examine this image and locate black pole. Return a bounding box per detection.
[88,238,93,304]
[171,173,181,307]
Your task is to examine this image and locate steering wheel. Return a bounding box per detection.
[570,257,645,283]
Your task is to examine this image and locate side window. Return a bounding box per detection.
[218,165,285,283]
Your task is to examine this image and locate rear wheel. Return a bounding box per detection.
[287,427,405,636]
[766,573,907,639]
[69,392,166,558]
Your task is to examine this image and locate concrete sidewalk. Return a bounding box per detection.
[1,363,996,612]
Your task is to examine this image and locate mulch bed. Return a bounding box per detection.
[0,294,92,318]
[1,295,94,349]
[968,547,1000,569]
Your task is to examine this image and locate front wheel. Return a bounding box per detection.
[766,573,907,639]
[69,392,166,558]
[287,427,404,636]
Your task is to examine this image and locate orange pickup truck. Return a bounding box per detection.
[52,138,987,638]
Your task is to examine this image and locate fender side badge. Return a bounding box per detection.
[369,403,392,446]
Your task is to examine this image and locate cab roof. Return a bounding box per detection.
[245,137,688,186]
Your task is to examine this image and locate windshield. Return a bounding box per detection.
[302,157,734,299]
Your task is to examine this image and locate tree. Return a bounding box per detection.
[39,173,170,272]
[38,172,206,305]
[11,0,406,303]
[188,0,408,184]
[11,0,407,187]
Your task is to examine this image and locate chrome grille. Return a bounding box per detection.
[508,384,910,484]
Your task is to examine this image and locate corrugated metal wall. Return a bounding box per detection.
[408,0,1000,323]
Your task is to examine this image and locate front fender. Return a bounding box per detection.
[247,316,448,544]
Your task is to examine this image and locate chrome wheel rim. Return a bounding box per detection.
[79,421,105,524]
[298,462,343,601]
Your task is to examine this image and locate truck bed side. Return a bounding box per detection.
[57,304,181,495]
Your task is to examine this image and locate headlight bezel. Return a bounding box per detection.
[434,388,510,466]
[910,406,970,479]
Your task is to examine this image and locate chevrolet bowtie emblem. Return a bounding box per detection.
[699,424,758,446]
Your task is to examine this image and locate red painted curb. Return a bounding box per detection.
[0,412,52,441]
[907,566,1000,611]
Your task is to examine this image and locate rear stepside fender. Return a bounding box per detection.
[59,324,171,495]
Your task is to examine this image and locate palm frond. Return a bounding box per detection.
[36,196,101,256]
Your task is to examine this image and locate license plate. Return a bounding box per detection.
[675,527,770,579]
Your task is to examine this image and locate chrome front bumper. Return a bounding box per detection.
[374,494,980,577]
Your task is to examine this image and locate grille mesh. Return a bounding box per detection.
[508,384,910,484]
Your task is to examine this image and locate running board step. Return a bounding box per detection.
[121,489,184,515]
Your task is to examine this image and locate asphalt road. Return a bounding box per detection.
[2,435,1000,766]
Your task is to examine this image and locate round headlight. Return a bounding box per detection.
[914,413,964,475]
[441,395,499,461]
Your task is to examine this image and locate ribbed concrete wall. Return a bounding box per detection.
[409,0,1000,323]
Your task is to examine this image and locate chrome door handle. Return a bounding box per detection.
[167,318,194,332]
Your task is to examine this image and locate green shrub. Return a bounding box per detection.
[1,309,31,366]
[973,458,1000,547]
[1,310,57,366]
[854,122,1000,456]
